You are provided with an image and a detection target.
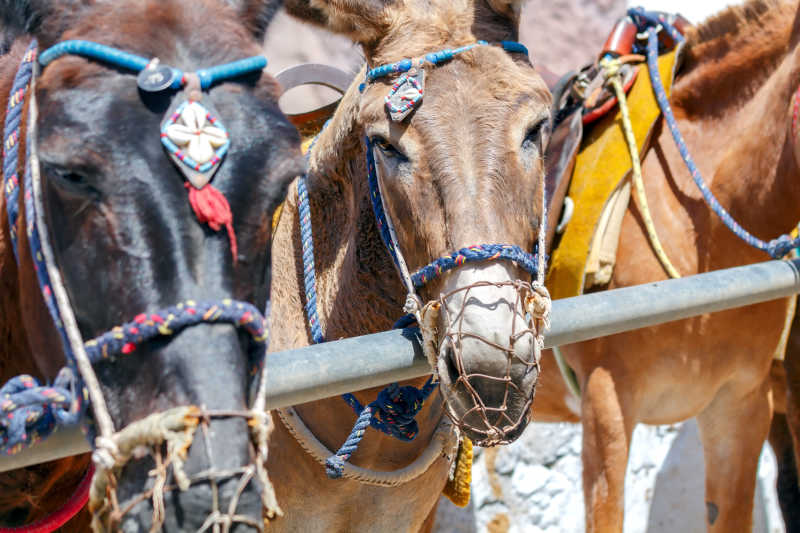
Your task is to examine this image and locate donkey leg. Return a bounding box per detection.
[785,333,800,489]
[581,367,635,533]
[696,380,772,532]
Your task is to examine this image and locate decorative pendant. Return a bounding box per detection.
[385,68,425,122]
[160,98,230,189]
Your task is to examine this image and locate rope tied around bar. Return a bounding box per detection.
[324,313,438,479]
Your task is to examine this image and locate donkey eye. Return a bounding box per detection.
[57,171,87,184]
[522,118,549,151]
[43,164,98,195]
[372,137,407,161]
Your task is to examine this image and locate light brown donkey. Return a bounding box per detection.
[268,0,551,530]
[536,1,800,531]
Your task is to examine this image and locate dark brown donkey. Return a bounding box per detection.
[268,0,550,530]
[0,0,302,530]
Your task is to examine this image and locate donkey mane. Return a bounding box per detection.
[674,0,798,116]
[687,0,788,46]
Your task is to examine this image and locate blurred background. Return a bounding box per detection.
[265,0,739,113]
[264,1,782,532]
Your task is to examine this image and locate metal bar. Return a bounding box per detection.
[2,258,799,473]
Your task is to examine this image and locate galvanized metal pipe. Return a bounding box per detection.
[3,258,799,472]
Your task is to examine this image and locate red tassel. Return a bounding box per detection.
[185,183,238,263]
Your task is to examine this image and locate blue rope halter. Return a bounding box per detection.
[628,8,800,259]
[298,40,546,478]
[1,39,271,455]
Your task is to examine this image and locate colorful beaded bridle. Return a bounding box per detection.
[294,39,551,479]
[2,39,282,530]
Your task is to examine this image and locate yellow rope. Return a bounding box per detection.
[601,57,681,279]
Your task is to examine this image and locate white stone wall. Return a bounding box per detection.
[433,420,784,533]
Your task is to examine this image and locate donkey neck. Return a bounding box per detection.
[661,15,800,265]
[673,1,800,118]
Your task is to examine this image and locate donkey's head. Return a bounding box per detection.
[4,0,301,530]
[287,0,550,445]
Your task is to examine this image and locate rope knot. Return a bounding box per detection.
[767,235,796,259]
[527,283,552,331]
[93,436,119,470]
[375,383,425,441]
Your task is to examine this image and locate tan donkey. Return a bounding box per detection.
[268,0,552,530]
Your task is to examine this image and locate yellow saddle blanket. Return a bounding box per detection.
[547,49,681,300]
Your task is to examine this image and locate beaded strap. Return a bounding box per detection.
[38,39,267,91]
[364,40,528,85]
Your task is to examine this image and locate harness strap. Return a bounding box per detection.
[276,407,457,487]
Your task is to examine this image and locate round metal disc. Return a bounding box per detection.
[137,65,176,92]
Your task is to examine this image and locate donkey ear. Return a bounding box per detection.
[486,0,526,23]
[283,0,394,44]
[0,0,37,52]
[234,0,283,41]
[3,0,94,47]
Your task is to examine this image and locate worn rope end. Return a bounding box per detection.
[324,455,345,479]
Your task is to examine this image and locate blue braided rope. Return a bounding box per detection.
[297,129,326,345]
[630,8,800,258]
[0,298,267,454]
[3,40,37,263]
[411,243,540,288]
[38,39,267,91]
[83,299,268,365]
[297,177,324,344]
[324,405,373,478]
[23,112,78,368]
[327,376,437,478]
[365,137,401,267]
[0,369,85,455]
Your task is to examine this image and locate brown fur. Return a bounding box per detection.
[270,1,549,530]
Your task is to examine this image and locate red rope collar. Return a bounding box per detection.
[0,465,93,533]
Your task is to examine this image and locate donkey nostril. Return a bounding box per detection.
[443,343,459,383]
